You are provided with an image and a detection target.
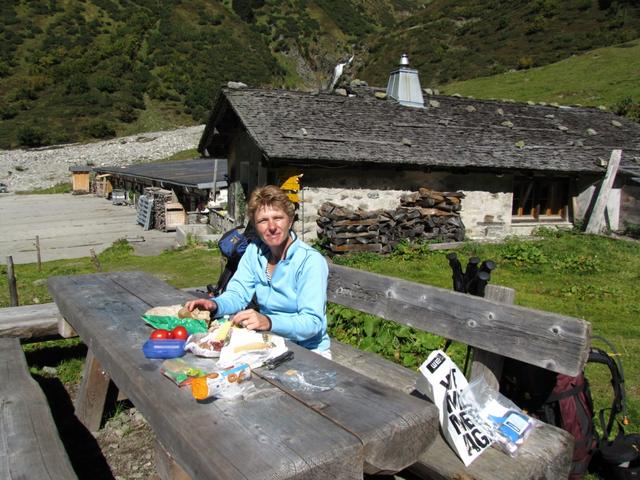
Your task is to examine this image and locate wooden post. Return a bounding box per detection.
[35,235,42,272]
[57,314,77,338]
[586,149,622,234]
[75,349,111,432]
[6,256,19,307]
[470,284,516,390]
[90,248,102,272]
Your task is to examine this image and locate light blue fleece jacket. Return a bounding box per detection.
[213,234,330,352]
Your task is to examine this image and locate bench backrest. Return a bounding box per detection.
[327,264,591,377]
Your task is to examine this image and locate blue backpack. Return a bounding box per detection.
[207,225,255,298]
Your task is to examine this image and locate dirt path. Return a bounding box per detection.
[0,193,176,265]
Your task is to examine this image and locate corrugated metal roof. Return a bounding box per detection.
[93,158,226,189]
[199,87,640,177]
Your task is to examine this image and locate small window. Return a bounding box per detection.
[512,177,569,221]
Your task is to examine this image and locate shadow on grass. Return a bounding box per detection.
[33,373,115,479]
[25,341,88,367]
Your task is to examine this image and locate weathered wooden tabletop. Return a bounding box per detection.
[48,271,438,479]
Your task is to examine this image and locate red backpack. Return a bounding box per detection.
[501,342,630,480]
[542,373,597,479]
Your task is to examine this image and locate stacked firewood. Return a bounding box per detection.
[142,187,174,231]
[316,189,465,254]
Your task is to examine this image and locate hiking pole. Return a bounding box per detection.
[471,271,491,297]
[463,257,480,293]
[447,252,465,292]
[480,259,496,275]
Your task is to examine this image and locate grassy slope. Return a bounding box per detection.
[440,40,640,108]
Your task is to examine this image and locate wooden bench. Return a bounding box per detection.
[326,263,591,479]
[0,337,78,479]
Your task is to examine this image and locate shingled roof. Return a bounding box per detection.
[199,87,640,178]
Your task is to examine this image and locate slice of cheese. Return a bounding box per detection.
[233,342,272,353]
[213,321,233,342]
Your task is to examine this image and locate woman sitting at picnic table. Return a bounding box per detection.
[185,185,331,358]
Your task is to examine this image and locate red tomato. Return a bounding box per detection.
[150,329,171,340]
[171,326,188,340]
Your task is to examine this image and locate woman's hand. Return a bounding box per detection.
[231,309,271,331]
[184,298,218,313]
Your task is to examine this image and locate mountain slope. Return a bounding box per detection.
[358,0,640,87]
[440,40,640,112]
[1,0,639,149]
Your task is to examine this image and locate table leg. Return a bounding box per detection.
[75,348,111,432]
[155,439,191,480]
[57,315,77,338]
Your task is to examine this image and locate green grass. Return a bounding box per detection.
[440,40,640,109]
[331,230,640,435]
[16,182,72,195]
[155,148,201,163]
[117,95,197,137]
[0,239,222,308]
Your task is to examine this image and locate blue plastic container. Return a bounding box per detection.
[142,339,186,359]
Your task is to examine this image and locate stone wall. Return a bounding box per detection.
[277,166,515,241]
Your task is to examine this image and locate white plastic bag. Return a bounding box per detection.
[217,328,287,369]
[416,350,493,466]
[461,376,536,456]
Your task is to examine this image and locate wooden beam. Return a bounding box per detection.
[0,287,209,340]
[586,149,622,234]
[470,284,516,389]
[327,264,591,376]
[0,338,78,479]
[330,340,573,480]
[0,303,60,340]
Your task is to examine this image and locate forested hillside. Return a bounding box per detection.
[360,0,640,86]
[1,0,639,149]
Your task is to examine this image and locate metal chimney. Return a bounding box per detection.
[386,54,425,108]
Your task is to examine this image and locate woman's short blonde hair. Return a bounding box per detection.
[247,185,295,222]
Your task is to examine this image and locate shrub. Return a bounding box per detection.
[517,56,534,69]
[17,125,48,147]
[497,239,548,267]
[95,75,118,93]
[117,104,138,123]
[83,120,115,139]
[65,74,90,94]
[623,221,640,239]
[525,15,546,34]
[613,97,640,122]
[553,253,601,273]
[0,104,18,120]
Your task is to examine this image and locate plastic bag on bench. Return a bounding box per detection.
[416,350,493,466]
[461,376,537,456]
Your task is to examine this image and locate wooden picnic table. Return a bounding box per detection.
[48,271,439,479]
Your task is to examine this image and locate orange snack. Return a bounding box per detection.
[191,377,209,400]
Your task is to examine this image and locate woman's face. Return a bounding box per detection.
[254,204,292,250]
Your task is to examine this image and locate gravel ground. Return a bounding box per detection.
[42,374,417,480]
[0,125,204,193]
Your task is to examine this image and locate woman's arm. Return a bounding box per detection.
[213,244,259,316]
